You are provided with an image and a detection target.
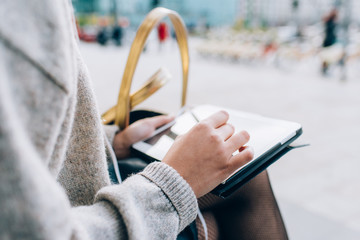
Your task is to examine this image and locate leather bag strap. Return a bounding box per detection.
[110,7,189,129]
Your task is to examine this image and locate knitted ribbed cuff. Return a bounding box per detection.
[140,162,198,231]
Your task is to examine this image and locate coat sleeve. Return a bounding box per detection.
[0,39,197,240]
[71,162,198,240]
[0,11,197,240]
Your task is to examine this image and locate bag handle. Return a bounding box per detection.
[114,7,189,129]
[101,68,171,125]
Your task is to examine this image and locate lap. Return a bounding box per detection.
[197,171,288,240]
[110,158,287,240]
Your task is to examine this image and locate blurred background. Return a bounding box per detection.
[72,0,360,239]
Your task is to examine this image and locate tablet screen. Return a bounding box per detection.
[133,105,301,165]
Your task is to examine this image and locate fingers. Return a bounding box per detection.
[202,110,229,128]
[223,130,253,173]
[145,115,175,129]
[225,130,250,151]
[215,123,235,141]
[123,115,175,145]
[228,146,254,172]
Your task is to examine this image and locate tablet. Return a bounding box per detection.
[132,105,302,198]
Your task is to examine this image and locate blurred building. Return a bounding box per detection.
[72,0,98,13]
[73,0,239,28]
[72,0,360,28]
[238,0,359,27]
[114,0,239,28]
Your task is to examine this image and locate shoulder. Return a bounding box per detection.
[0,0,77,93]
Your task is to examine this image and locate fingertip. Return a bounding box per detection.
[239,130,250,142]
[229,146,253,166]
[167,114,176,121]
[245,146,254,161]
[153,114,175,125]
[204,110,230,128]
[219,110,229,118]
[235,146,254,164]
[217,111,230,123]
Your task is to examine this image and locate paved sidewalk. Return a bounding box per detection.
[80,37,360,240]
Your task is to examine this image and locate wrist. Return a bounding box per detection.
[113,131,131,159]
[140,162,198,231]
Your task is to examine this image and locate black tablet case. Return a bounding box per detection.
[129,110,303,198]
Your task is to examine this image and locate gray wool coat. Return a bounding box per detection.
[0,0,197,239]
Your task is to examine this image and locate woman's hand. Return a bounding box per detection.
[162,111,254,198]
[113,115,175,159]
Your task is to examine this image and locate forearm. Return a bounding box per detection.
[70,162,198,240]
[95,162,198,239]
[0,150,197,240]
[0,51,197,240]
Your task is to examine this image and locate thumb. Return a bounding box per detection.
[124,115,175,145]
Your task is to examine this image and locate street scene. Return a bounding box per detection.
[80,37,360,240]
[74,0,360,239]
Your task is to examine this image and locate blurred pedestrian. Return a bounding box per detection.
[321,9,338,74]
[97,17,109,46]
[97,27,108,45]
[323,9,338,48]
[112,24,123,46]
[157,22,169,50]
